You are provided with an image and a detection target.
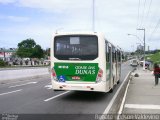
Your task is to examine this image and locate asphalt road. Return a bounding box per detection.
[0,62,132,120]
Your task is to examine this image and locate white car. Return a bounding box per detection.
[130,59,138,67]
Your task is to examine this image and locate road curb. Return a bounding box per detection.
[107,71,133,116]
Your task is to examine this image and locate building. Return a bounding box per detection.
[0,48,16,61]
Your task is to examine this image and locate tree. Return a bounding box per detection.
[16,38,36,58]
[44,48,50,59]
[16,38,44,65]
[0,59,6,67]
[45,48,50,56]
[32,45,44,59]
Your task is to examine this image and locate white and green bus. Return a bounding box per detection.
[51,32,122,92]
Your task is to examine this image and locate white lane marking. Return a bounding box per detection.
[9,82,38,88]
[117,80,130,119]
[44,85,52,90]
[44,91,70,102]
[0,89,22,96]
[125,104,160,110]
[102,71,131,114]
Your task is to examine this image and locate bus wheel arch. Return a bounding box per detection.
[109,88,113,93]
[117,80,120,84]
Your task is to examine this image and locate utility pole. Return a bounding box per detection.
[92,0,95,32]
[137,28,145,70]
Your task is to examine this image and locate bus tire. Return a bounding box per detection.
[117,80,120,84]
[53,90,63,91]
[109,88,113,93]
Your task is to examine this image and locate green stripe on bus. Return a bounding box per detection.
[54,63,99,82]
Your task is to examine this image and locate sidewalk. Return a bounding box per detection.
[123,67,160,114]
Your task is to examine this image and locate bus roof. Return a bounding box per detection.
[54,31,104,36]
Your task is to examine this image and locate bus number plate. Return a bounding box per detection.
[72,76,80,80]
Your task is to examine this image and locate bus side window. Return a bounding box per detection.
[115,50,117,62]
[112,47,115,62]
[108,46,111,63]
[105,43,107,62]
[118,51,121,62]
[117,50,119,62]
[105,43,110,62]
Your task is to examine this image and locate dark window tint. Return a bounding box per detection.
[118,51,121,62]
[54,35,98,60]
[105,42,110,62]
[112,47,115,62]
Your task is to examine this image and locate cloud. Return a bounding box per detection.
[0,23,55,49]
[0,15,29,22]
[16,0,91,13]
[1,0,160,51]
[0,0,87,13]
[0,0,16,4]
[7,16,29,22]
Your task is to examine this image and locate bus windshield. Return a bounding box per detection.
[54,35,98,60]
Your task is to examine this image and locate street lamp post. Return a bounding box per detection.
[127,32,145,70]
[137,28,145,70]
[127,34,143,43]
[127,33,143,55]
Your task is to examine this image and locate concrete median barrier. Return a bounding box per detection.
[107,71,133,115]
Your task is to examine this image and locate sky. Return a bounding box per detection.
[0,0,160,52]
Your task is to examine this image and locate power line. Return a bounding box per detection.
[145,0,152,21]
[147,0,160,36]
[143,0,152,27]
[137,0,158,44]
[148,18,160,41]
[136,0,140,28]
[147,0,160,41]
[139,0,147,28]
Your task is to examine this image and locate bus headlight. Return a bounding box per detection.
[96,68,103,83]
